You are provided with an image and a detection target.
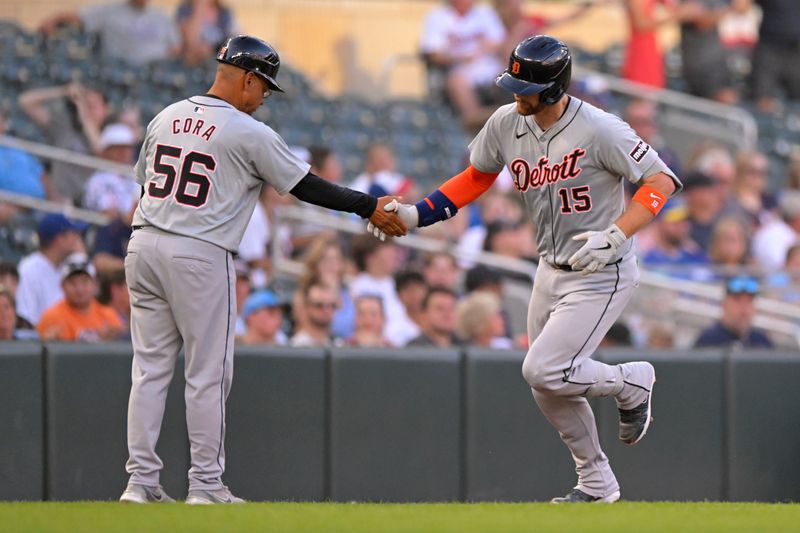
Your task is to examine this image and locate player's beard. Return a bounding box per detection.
[515,99,547,117]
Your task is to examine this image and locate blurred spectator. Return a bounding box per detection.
[622,0,697,88]
[683,171,725,250]
[719,0,760,61]
[83,123,140,220]
[641,200,710,267]
[750,0,800,113]
[764,243,800,303]
[288,146,341,256]
[0,109,49,222]
[349,143,419,200]
[599,321,634,348]
[18,82,109,205]
[348,295,392,348]
[407,287,460,348]
[350,234,419,346]
[0,285,38,340]
[92,217,132,276]
[483,220,535,283]
[177,0,239,66]
[37,253,122,342]
[40,0,179,66]
[624,99,682,176]
[494,0,592,60]
[97,268,130,340]
[290,281,340,347]
[239,188,272,289]
[422,251,460,291]
[694,275,774,348]
[16,214,84,325]
[238,289,287,346]
[708,216,751,274]
[0,262,35,331]
[752,190,800,272]
[788,149,800,191]
[647,324,676,348]
[420,0,506,129]
[690,143,736,199]
[679,0,737,103]
[294,237,355,340]
[456,290,511,348]
[395,270,428,330]
[233,260,252,337]
[728,149,776,227]
[464,264,503,294]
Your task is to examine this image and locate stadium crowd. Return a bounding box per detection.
[1,0,799,351]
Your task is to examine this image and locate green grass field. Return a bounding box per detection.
[2,502,799,533]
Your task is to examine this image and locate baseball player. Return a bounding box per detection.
[375,35,681,503]
[119,35,406,505]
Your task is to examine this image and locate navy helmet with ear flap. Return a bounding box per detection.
[496,35,572,105]
[217,35,284,93]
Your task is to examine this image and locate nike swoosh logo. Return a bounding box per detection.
[515,131,527,139]
[591,244,612,250]
[649,193,660,199]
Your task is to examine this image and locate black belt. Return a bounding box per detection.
[551,258,622,271]
[131,225,151,231]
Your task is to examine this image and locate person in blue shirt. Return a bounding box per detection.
[694,275,774,349]
[0,110,47,203]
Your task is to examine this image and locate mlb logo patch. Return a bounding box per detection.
[629,140,650,163]
[194,106,205,114]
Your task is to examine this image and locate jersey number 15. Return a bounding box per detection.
[148,144,215,207]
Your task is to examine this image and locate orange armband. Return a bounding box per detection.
[632,185,667,216]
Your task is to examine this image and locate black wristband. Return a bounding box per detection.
[290,173,376,218]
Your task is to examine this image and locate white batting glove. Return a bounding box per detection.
[567,224,627,276]
[365,199,419,240]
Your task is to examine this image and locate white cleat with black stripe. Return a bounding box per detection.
[618,362,655,445]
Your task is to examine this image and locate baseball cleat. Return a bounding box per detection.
[618,363,656,445]
[119,483,175,503]
[550,488,620,504]
[186,486,246,505]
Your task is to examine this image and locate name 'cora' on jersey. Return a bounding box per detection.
[510,148,587,192]
[171,117,217,141]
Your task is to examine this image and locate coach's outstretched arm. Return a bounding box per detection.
[290,172,407,239]
[367,165,499,238]
[568,171,677,275]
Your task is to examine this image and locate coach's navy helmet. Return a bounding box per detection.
[217,35,284,93]
[496,35,572,105]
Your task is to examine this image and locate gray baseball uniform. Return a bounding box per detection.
[125,94,308,492]
[470,97,680,498]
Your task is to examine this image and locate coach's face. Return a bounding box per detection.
[514,92,547,116]
[241,71,271,115]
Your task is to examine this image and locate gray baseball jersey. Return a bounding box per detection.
[469,97,681,267]
[132,95,309,253]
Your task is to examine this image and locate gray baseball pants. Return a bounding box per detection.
[124,226,235,492]
[523,255,639,498]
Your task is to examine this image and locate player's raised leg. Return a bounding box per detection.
[122,231,180,503]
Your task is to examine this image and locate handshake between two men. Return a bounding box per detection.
[367,197,419,241]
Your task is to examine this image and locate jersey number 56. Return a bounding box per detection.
[147,144,215,208]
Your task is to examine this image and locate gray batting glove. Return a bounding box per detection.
[366,199,419,240]
[567,224,627,276]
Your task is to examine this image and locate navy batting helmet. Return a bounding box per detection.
[217,35,284,93]
[496,35,571,105]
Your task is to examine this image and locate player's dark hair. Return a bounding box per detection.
[422,286,457,311]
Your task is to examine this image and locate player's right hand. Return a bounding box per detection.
[366,196,408,241]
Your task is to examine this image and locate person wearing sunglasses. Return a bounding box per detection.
[289,281,341,348]
[694,275,774,348]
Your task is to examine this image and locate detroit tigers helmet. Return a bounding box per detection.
[496,35,572,105]
[217,35,284,93]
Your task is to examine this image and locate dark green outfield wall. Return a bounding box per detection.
[0,341,798,502]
